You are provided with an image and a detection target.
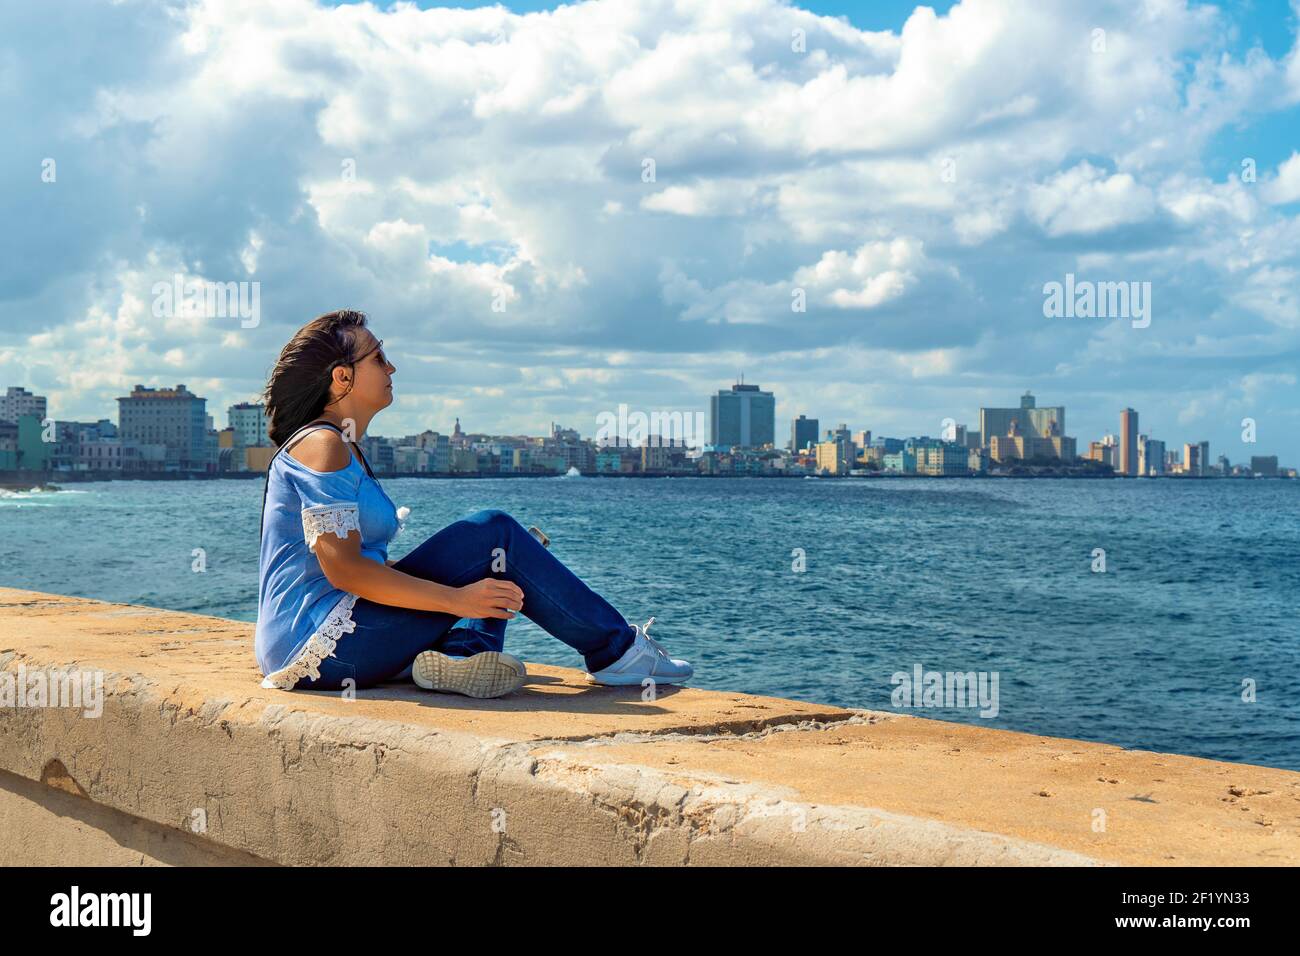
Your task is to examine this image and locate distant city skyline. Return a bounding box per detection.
[2,380,1291,472]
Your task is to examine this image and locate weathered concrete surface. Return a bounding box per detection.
[0,587,1296,866]
[0,767,272,866]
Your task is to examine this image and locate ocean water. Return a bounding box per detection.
[2,476,1297,770]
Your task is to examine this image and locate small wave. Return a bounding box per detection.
[1,484,80,497]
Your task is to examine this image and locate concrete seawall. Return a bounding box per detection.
[0,587,1295,866]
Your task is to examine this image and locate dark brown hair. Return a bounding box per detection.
[262,310,369,447]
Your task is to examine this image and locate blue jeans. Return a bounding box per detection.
[293,509,637,690]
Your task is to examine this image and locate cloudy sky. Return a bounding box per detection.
[3,0,1299,463]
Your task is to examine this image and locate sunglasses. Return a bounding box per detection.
[330,337,387,373]
[358,338,387,367]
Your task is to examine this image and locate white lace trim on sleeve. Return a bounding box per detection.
[302,503,360,553]
[260,593,359,690]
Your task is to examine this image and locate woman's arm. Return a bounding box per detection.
[315,532,522,619]
[288,429,523,619]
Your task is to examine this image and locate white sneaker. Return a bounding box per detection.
[412,650,527,698]
[586,618,693,686]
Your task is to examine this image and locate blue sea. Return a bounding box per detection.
[2,476,1297,770]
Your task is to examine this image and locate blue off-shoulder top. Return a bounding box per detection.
[255,425,401,689]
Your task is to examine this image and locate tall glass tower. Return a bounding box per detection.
[710,382,775,448]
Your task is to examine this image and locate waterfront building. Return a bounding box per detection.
[989,419,1077,463]
[980,392,1075,463]
[393,446,431,472]
[354,435,394,474]
[980,391,1065,445]
[1137,435,1165,476]
[710,381,775,449]
[79,435,124,471]
[915,440,969,475]
[813,424,855,474]
[640,436,690,473]
[1250,455,1279,477]
[1087,438,1119,469]
[42,420,117,471]
[450,447,479,473]
[1120,408,1138,476]
[883,448,918,474]
[1183,442,1207,476]
[399,430,451,472]
[593,439,646,473]
[860,445,886,466]
[872,436,905,453]
[229,402,271,448]
[117,384,210,473]
[17,415,49,471]
[0,386,46,425]
[790,415,819,453]
[827,423,852,444]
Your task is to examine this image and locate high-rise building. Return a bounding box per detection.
[1119,408,1138,476]
[815,440,850,475]
[1137,435,1165,476]
[710,381,775,449]
[815,424,855,474]
[117,384,209,472]
[1250,455,1279,477]
[979,391,1065,445]
[1198,440,1210,477]
[1086,433,1121,468]
[1181,442,1210,476]
[0,386,46,424]
[827,423,852,444]
[790,414,819,453]
[228,402,271,448]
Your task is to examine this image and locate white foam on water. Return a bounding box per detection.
[0,486,84,502]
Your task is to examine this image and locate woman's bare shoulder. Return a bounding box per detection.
[286,428,353,473]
